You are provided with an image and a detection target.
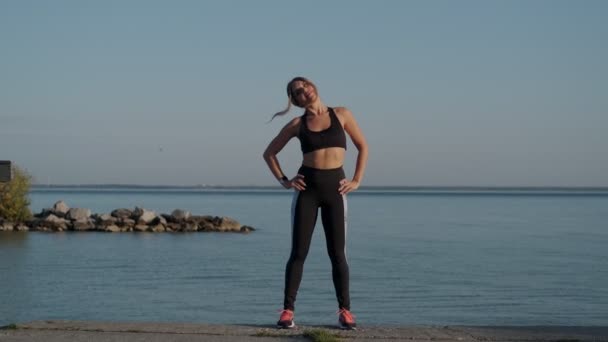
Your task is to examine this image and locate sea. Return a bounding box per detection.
[1,186,607,327]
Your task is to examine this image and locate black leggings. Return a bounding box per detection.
[283,165,350,311]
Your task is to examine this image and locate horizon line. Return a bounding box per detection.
[30,184,608,191]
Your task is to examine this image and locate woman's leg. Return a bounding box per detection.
[320,193,350,310]
[283,189,319,311]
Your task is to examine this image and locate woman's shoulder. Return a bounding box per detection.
[281,116,303,135]
[332,106,353,117]
[288,115,303,126]
[331,106,354,125]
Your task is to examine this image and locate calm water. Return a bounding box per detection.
[1,188,607,326]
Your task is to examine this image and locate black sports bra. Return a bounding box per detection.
[298,107,347,154]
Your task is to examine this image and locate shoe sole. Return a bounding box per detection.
[339,323,357,330]
[277,322,296,329]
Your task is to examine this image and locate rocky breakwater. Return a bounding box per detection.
[0,201,255,233]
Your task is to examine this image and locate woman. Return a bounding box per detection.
[263,77,368,329]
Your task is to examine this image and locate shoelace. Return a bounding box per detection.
[337,309,355,323]
[278,309,294,320]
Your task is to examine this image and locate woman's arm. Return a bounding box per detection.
[337,107,369,195]
[263,118,306,190]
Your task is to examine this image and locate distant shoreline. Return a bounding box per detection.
[31,184,608,192]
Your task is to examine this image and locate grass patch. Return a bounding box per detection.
[0,324,18,330]
[303,329,341,342]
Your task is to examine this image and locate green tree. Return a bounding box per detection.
[0,165,33,222]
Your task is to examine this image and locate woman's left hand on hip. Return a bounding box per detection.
[338,179,360,195]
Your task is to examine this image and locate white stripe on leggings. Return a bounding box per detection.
[342,194,348,258]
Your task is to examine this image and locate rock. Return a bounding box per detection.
[34,208,54,218]
[133,224,148,232]
[67,208,91,221]
[165,222,180,231]
[53,201,70,216]
[31,225,48,232]
[192,216,215,230]
[132,207,143,217]
[45,214,67,224]
[216,216,241,232]
[189,215,210,223]
[0,222,13,231]
[72,219,95,231]
[199,221,215,231]
[15,224,29,231]
[98,214,117,225]
[150,224,165,232]
[25,218,42,228]
[133,207,156,224]
[44,214,69,230]
[240,225,256,233]
[105,225,121,232]
[152,215,167,225]
[171,209,191,222]
[111,208,132,219]
[182,222,198,232]
[119,218,135,228]
[2,205,256,234]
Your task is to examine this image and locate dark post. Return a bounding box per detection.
[0,161,12,182]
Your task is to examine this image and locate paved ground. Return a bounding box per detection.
[1,320,607,341]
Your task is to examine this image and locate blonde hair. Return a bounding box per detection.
[269,77,315,122]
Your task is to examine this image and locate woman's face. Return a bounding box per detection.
[290,80,317,107]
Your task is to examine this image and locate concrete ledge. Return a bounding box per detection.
[1,320,607,341]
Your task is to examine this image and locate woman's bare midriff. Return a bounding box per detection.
[302,147,346,169]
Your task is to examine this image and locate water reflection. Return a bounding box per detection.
[0,232,30,325]
[0,231,28,247]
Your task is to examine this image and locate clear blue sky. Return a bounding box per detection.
[1,0,607,186]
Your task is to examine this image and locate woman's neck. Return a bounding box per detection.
[305,101,327,116]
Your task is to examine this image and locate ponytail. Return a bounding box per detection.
[268,95,293,122]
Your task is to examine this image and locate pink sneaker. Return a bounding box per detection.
[277,309,295,329]
[338,308,357,330]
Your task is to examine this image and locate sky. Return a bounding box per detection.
[1,0,607,186]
